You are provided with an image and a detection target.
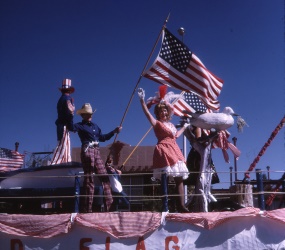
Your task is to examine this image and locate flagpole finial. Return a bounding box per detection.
[178,27,185,42]
[178,27,185,36]
[15,142,19,152]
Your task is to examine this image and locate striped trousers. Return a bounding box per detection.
[81,147,113,212]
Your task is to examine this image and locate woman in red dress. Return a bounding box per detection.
[138,88,189,212]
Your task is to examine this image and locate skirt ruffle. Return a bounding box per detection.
[153,160,189,180]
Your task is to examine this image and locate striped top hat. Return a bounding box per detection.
[59,79,75,93]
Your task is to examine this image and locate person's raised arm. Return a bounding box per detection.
[175,122,190,138]
[138,88,156,127]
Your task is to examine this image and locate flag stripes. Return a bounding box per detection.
[51,126,71,165]
[0,148,24,172]
[173,97,196,117]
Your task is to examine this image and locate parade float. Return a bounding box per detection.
[1,17,284,249]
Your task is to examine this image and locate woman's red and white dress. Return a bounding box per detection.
[152,120,189,180]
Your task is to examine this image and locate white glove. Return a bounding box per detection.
[183,122,190,129]
[138,88,145,100]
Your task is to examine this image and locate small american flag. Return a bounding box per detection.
[0,147,24,172]
[143,28,223,110]
[173,92,212,117]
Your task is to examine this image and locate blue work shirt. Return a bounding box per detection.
[73,120,115,145]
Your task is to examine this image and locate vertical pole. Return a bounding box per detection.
[229,166,233,187]
[266,166,270,180]
[178,27,187,159]
[161,172,168,212]
[178,27,188,204]
[281,180,285,208]
[15,142,19,152]
[74,175,80,213]
[232,137,237,181]
[183,137,187,159]
[256,169,265,210]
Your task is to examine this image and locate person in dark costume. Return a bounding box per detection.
[51,79,75,164]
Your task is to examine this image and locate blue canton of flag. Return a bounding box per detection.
[184,92,209,113]
[159,31,191,74]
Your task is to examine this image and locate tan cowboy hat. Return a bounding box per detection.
[76,103,96,115]
[59,79,75,93]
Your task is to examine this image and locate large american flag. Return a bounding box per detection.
[143,28,223,110]
[0,147,24,172]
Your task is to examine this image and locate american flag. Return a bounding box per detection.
[143,28,223,110]
[173,91,211,117]
[0,147,24,172]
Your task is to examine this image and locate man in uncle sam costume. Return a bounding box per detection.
[51,79,75,164]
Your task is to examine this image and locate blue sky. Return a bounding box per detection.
[0,0,284,188]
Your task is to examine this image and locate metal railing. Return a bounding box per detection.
[0,168,284,214]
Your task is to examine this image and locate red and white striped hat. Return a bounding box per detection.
[59,79,75,93]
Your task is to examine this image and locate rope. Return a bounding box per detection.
[122,126,153,166]
[1,190,284,201]
[265,172,285,206]
[244,115,285,180]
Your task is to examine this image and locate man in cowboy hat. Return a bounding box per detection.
[51,79,75,165]
[73,103,122,212]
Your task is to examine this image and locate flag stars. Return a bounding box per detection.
[160,30,192,73]
[184,92,208,113]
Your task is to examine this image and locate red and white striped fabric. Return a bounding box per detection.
[75,212,162,239]
[51,126,71,165]
[0,213,71,238]
[1,208,285,238]
[212,130,241,163]
[166,207,261,230]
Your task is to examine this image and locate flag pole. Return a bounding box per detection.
[177,27,187,158]
[111,13,171,144]
[121,126,153,167]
